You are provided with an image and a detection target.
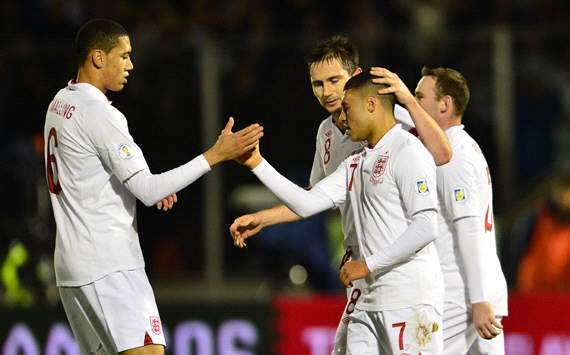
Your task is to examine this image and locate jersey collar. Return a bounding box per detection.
[328,114,347,136]
[366,123,401,152]
[67,80,111,104]
[444,124,465,137]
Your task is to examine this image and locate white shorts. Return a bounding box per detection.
[59,268,166,354]
[442,302,478,355]
[331,278,366,354]
[346,305,443,355]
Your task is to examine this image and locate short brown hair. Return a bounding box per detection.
[306,35,359,74]
[421,66,470,117]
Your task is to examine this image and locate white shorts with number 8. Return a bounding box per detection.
[332,247,365,355]
[331,278,366,354]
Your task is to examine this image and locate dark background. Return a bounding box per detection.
[1,0,569,309]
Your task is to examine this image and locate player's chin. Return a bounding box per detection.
[347,131,359,141]
[323,103,341,113]
[110,82,127,92]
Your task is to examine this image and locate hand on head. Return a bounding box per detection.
[369,67,415,107]
[204,117,264,166]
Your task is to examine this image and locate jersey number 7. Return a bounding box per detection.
[348,163,358,191]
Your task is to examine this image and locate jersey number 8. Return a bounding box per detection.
[323,138,331,164]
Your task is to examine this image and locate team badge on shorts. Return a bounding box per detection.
[453,187,466,202]
[415,178,429,195]
[118,143,134,160]
[150,316,162,335]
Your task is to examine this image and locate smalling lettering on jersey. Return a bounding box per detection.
[49,99,75,119]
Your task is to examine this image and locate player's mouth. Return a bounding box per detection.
[325,98,340,106]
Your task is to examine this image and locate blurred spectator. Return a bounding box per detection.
[515,37,563,185]
[515,171,570,293]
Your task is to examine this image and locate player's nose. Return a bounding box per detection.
[126,57,134,71]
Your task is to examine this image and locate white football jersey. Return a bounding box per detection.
[316,124,443,311]
[309,105,415,260]
[44,81,148,286]
[435,125,508,316]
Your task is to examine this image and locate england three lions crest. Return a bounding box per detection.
[370,154,389,185]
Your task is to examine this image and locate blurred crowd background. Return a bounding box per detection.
[1,0,569,309]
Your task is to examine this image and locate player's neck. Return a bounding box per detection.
[76,68,106,94]
[331,112,344,133]
[367,116,396,147]
[439,116,462,131]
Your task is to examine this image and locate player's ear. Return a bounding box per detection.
[440,95,452,114]
[91,49,105,69]
[367,95,375,113]
[352,67,363,76]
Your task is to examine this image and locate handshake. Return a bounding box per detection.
[203,116,264,170]
[156,117,263,213]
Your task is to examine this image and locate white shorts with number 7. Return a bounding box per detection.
[346,305,443,355]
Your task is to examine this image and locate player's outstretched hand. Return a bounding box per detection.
[369,67,415,107]
[204,117,264,166]
[472,301,503,340]
[230,213,264,248]
[339,260,370,287]
[235,143,263,170]
[156,193,177,211]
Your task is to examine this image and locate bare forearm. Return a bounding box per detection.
[203,148,223,167]
[257,204,302,228]
[405,100,452,166]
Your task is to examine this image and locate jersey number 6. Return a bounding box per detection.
[46,127,61,194]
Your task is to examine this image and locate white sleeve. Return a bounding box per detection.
[455,215,488,304]
[437,155,481,220]
[124,155,211,206]
[87,105,149,182]
[309,139,325,187]
[309,125,326,187]
[252,159,345,218]
[365,209,437,272]
[393,139,438,216]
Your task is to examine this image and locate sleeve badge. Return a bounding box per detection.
[453,187,466,202]
[416,178,430,195]
[118,143,134,160]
